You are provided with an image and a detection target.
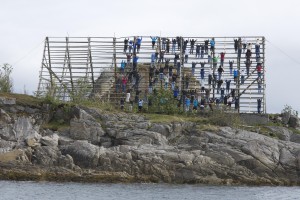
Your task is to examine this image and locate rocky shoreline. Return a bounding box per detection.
[1,96,300,185]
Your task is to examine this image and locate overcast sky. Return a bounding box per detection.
[0,0,299,113]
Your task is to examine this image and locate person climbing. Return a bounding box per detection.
[138,99,144,112]
[174,53,180,66]
[126,89,131,103]
[173,86,179,98]
[212,55,219,70]
[220,87,225,102]
[217,79,223,94]
[171,73,177,90]
[229,60,234,75]
[234,38,239,53]
[136,36,142,53]
[255,39,260,59]
[237,38,242,59]
[244,59,252,76]
[172,38,176,53]
[200,62,206,80]
[257,77,262,93]
[233,69,238,83]
[150,36,158,49]
[120,98,125,110]
[207,49,212,64]
[121,76,128,93]
[242,37,247,53]
[128,40,133,53]
[225,79,231,94]
[164,73,169,89]
[217,65,224,80]
[208,67,213,85]
[159,50,165,63]
[124,38,129,53]
[204,39,209,54]
[161,37,167,50]
[210,38,215,52]
[166,38,170,53]
[185,73,191,89]
[184,48,189,63]
[193,98,198,112]
[183,39,188,52]
[256,63,262,78]
[246,49,252,60]
[234,96,239,110]
[115,74,121,93]
[200,44,205,58]
[126,53,132,65]
[227,96,232,108]
[220,52,226,66]
[132,54,139,71]
[185,96,191,112]
[240,69,245,84]
[190,39,197,54]
[120,60,126,73]
[195,44,200,58]
[257,98,262,113]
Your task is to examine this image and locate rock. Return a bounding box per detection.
[58,154,75,169]
[0,109,12,123]
[282,112,291,124]
[288,115,300,128]
[0,97,16,105]
[25,138,38,147]
[0,149,28,162]
[70,118,105,144]
[58,136,74,146]
[0,139,16,152]
[40,134,59,147]
[60,140,100,168]
[13,116,40,140]
[33,146,60,166]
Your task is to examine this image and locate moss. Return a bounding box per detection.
[0,93,44,107]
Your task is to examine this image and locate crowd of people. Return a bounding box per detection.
[115,36,264,114]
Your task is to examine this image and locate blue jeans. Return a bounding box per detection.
[122,84,126,93]
[238,49,242,58]
[241,76,244,84]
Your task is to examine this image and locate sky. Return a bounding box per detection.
[0,0,299,113]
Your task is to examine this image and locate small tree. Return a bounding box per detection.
[282,104,298,116]
[0,63,13,93]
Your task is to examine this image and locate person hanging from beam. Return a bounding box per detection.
[225,79,231,94]
[161,37,167,50]
[124,38,129,53]
[229,60,234,75]
[190,39,197,54]
[136,36,142,53]
[234,38,239,53]
[200,44,205,58]
[128,40,133,53]
[195,44,201,58]
[256,63,262,78]
[150,36,158,49]
[220,51,226,66]
[255,39,260,60]
[257,77,262,93]
[172,38,176,53]
[240,69,245,84]
[257,98,262,113]
[244,59,252,76]
[166,38,170,53]
[217,65,224,80]
[204,40,209,54]
[132,53,139,72]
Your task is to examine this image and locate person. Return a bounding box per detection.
[217,65,224,80]
[255,39,260,59]
[166,38,170,53]
[231,89,235,99]
[246,49,252,60]
[161,37,166,50]
[240,69,245,84]
[148,80,153,94]
[220,52,226,66]
[138,99,143,112]
[200,66,205,80]
[193,98,198,111]
[234,38,239,53]
[247,42,252,51]
[185,73,191,89]
[212,55,219,70]
[126,53,132,65]
[164,73,169,89]
[207,49,212,64]
[132,54,139,71]
[208,98,214,111]
[159,66,164,81]
[159,50,165,63]
[200,98,205,110]
[185,97,191,112]
[257,77,262,93]
[217,79,223,94]
[172,38,176,53]
[208,67,213,85]
[257,98,262,113]
[225,79,231,94]
[183,39,188,52]
[120,98,125,110]
[150,36,158,49]
[245,59,252,76]
[124,38,129,53]
[190,39,197,54]
[174,53,179,66]
[234,97,239,110]
[220,87,225,102]
[237,38,242,59]
[204,40,209,54]
[126,90,131,103]
[256,63,262,78]
[173,87,179,98]
[242,37,247,53]
[233,69,238,83]
[200,44,205,58]
[128,40,133,53]
[120,60,126,73]
[195,44,200,58]
[229,60,234,75]
[184,48,189,63]
[227,96,232,108]
[136,36,142,53]
[210,38,215,52]
[122,76,128,93]
[191,62,198,76]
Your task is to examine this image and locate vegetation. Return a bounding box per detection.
[0,63,13,93]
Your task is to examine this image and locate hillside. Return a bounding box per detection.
[0,93,300,185]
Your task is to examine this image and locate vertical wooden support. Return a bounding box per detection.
[88,37,95,91]
[37,39,48,97]
[46,37,53,89]
[66,37,74,98]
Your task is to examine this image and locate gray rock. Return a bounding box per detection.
[58,136,74,146]
[58,154,75,169]
[0,97,16,105]
[33,146,60,166]
[282,112,291,124]
[288,115,300,128]
[40,134,59,147]
[60,140,100,168]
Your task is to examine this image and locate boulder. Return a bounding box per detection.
[60,140,100,168]
[40,134,59,147]
[288,115,300,128]
[32,146,60,166]
[58,154,75,169]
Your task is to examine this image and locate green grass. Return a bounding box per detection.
[144,113,207,124]
[0,93,44,107]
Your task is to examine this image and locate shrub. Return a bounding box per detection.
[0,63,13,93]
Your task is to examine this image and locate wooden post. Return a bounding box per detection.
[37,39,48,97]
[46,37,53,90]
[88,37,95,91]
[262,36,266,114]
[66,37,74,99]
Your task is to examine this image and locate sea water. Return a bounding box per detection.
[0,181,299,200]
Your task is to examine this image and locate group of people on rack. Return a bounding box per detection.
[116,36,263,113]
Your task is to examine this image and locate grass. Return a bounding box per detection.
[144,113,207,123]
[0,93,44,107]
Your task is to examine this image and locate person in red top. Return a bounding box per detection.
[220,52,226,66]
[256,63,262,78]
[121,76,128,93]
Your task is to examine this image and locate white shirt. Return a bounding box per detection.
[241,70,245,76]
[126,93,130,102]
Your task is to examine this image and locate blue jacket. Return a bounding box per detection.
[233,70,238,77]
[173,90,179,97]
[185,98,191,106]
[210,40,215,47]
[133,56,139,63]
[151,53,155,62]
[137,37,142,45]
[151,37,157,42]
[193,99,198,107]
